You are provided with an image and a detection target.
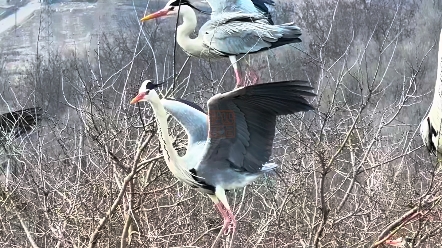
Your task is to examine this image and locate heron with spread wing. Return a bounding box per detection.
[130,80,314,234]
[0,107,42,141]
[140,0,302,87]
[0,107,42,182]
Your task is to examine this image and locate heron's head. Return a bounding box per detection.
[130,80,162,104]
[140,0,203,22]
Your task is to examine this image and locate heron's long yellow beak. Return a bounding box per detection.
[140,9,169,22]
[130,92,146,104]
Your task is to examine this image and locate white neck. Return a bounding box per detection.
[176,6,203,56]
[148,91,181,168]
[147,91,201,187]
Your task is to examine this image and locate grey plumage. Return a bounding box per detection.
[204,0,276,24]
[200,14,302,58]
[165,98,206,114]
[162,99,208,150]
[140,0,302,86]
[196,80,314,186]
[131,80,315,234]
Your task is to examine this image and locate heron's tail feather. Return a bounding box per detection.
[268,23,302,48]
[261,162,278,172]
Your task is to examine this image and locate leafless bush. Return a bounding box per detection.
[1,0,442,247]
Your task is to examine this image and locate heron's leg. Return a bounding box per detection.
[244,58,260,86]
[215,187,237,235]
[384,237,406,247]
[208,194,231,232]
[224,206,237,235]
[216,203,231,231]
[234,70,242,87]
[229,55,242,87]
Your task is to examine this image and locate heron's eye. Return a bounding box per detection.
[169,7,175,11]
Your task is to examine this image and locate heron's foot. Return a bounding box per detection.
[215,202,231,234]
[245,67,259,86]
[222,210,237,235]
[214,202,237,235]
[223,217,237,235]
[222,217,232,235]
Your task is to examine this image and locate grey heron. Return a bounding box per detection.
[0,107,42,141]
[130,80,314,234]
[0,107,42,185]
[140,0,302,87]
[420,29,442,160]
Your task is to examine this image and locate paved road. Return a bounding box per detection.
[0,0,40,35]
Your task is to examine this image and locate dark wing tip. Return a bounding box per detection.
[251,0,275,24]
[251,0,275,11]
[267,80,317,95]
[0,107,43,137]
[239,80,316,113]
[261,0,276,5]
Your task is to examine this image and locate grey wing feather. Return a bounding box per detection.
[202,18,301,55]
[200,80,315,173]
[166,98,206,114]
[161,99,208,148]
[206,0,274,19]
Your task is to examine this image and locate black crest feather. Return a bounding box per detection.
[169,0,209,14]
[145,80,164,90]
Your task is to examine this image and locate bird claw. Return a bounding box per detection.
[222,221,236,235]
[222,215,237,235]
[245,68,259,86]
[223,226,231,235]
[214,202,237,235]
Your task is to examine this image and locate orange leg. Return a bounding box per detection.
[230,55,243,88]
[234,68,243,87]
[214,202,237,235]
[245,67,260,86]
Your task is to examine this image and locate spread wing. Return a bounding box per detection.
[199,81,315,173]
[205,0,275,23]
[0,107,42,139]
